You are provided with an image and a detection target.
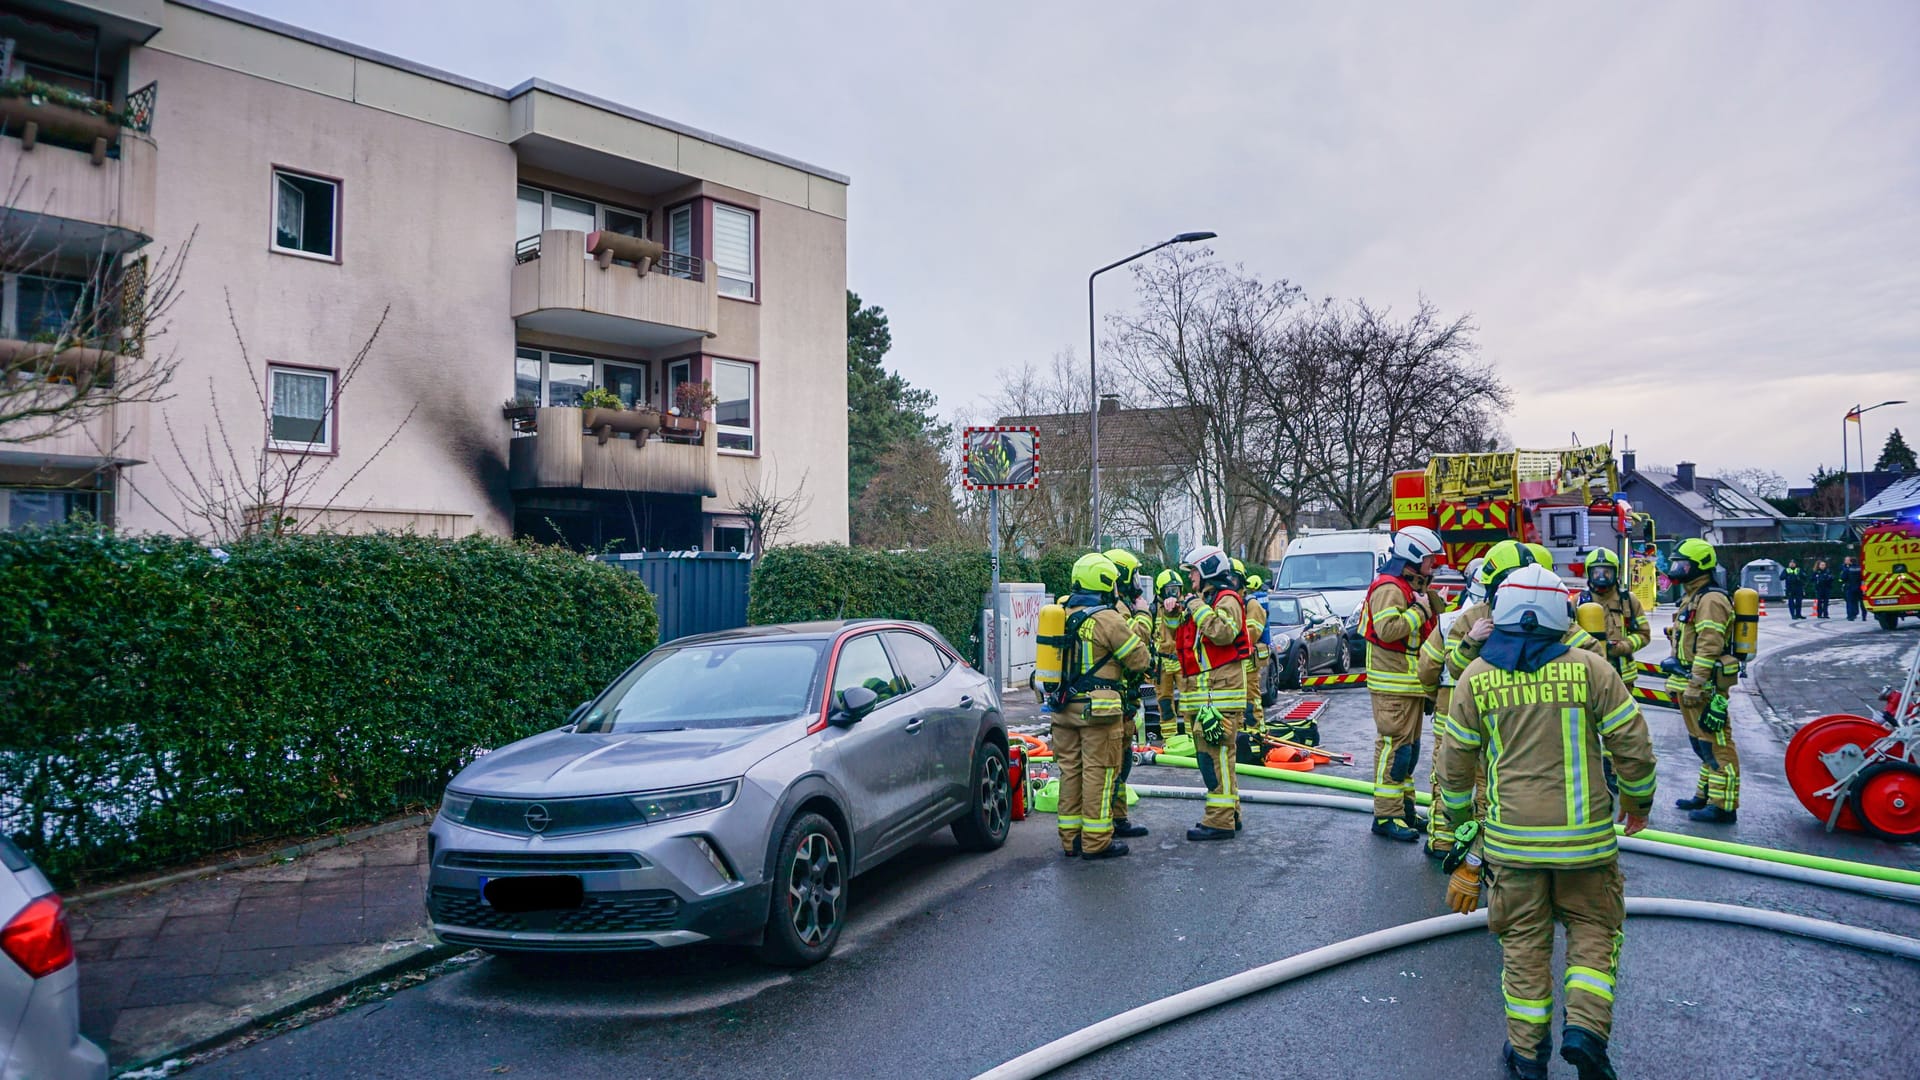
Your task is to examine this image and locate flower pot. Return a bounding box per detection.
[0,337,116,380]
[0,94,121,163]
[661,413,705,435]
[583,406,664,444]
[502,404,538,433]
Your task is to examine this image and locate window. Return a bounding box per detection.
[831,634,902,704]
[713,525,749,552]
[268,366,333,452]
[1,273,90,340]
[885,631,951,691]
[1269,598,1304,626]
[585,640,826,731]
[515,348,652,410]
[712,205,755,298]
[272,170,338,260]
[713,359,755,453]
[516,185,648,252]
[0,485,105,531]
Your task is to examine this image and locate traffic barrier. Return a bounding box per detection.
[1632,684,1678,709]
[1300,672,1366,689]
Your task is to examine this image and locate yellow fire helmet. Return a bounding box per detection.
[1478,540,1536,587]
[1247,573,1265,592]
[1071,552,1121,594]
[1671,537,1718,577]
[1525,543,1555,571]
[1103,548,1142,577]
[1154,568,1179,591]
[1585,547,1622,569]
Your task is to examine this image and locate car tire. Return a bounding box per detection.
[757,811,847,968]
[1878,613,1898,631]
[1285,647,1307,690]
[952,741,1012,852]
[1334,639,1351,674]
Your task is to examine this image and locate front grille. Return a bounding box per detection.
[440,851,646,873]
[461,794,646,837]
[429,887,681,935]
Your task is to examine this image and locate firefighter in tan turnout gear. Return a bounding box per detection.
[1580,547,1648,692]
[1151,569,1185,736]
[1416,557,1484,860]
[1169,544,1250,842]
[1664,537,1741,824]
[1102,548,1154,840]
[1049,553,1152,860]
[1359,525,1445,841]
[1438,564,1657,1080]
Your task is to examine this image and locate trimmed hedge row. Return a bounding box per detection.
[0,529,657,885]
[747,545,1091,662]
[1715,540,1854,581]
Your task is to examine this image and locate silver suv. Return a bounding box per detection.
[428,620,1011,967]
[1,835,107,1080]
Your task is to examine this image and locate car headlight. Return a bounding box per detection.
[439,790,475,824]
[630,780,739,823]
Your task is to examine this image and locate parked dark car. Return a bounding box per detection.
[428,620,1010,968]
[1262,590,1349,703]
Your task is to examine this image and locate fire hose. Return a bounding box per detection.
[1140,756,1920,901]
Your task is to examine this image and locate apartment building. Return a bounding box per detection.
[0,0,850,550]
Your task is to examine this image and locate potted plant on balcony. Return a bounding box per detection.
[579,386,663,445]
[665,380,718,436]
[502,393,539,432]
[0,77,131,163]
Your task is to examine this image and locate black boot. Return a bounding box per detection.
[1688,805,1737,824]
[1372,817,1420,842]
[1560,1026,1617,1080]
[1502,1039,1550,1080]
[1083,841,1130,860]
[1401,796,1428,830]
[1423,837,1453,862]
[1674,794,1708,811]
[1113,820,1150,838]
[1060,837,1082,859]
[1186,825,1236,842]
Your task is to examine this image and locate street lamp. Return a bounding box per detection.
[1088,231,1217,544]
[1843,399,1907,519]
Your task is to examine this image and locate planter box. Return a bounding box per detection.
[661,413,705,435]
[0,337,117,380]
[582,406,663,444]
[0,95,121,163]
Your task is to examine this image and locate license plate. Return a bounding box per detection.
[480,875,584,913]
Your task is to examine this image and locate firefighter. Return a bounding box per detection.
[1452,542,1606,679]
[1102,548,1154,839]
[1151,569,1185,737]
[1438,563,1656,1080]
[1173,543,1249,841]
[1238,560,1270,743]
[1666,538,1741,824]
[1359,525,1445,841]
[1050,553,1152,860]
[1581,548,1649,690]
[1417,556,1484,860]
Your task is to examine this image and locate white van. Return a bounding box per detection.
[1271,530,1391,665]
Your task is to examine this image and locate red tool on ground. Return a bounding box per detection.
[1783,644,1920,840]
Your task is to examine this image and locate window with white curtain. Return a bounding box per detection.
[713,358,754,453]
[712,205,755,298]
[272,170,338,259]
[268,366,333,452]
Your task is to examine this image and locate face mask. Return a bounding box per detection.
[1589,570,1616,590]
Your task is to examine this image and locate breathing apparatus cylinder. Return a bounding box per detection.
[1035,602,1067,699]
[1731,587,1760,661]
[1576,602,1608,637]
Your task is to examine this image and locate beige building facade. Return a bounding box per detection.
[0,0,850,550]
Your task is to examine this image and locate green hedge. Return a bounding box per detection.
[0,529,656,885]
[748,544,1094,663]
[1716,540,1854,582]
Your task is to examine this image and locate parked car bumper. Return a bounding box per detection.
[426,809,775,953]
[4,959,108,1080]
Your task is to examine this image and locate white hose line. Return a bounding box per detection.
[1128,784,1920,904]
[973,900,1920,1080]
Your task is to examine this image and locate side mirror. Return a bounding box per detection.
[830,686,880,728]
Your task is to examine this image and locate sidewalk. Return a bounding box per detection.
[66,820,451,1071]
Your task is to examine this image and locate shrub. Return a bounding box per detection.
[0,529,656,885]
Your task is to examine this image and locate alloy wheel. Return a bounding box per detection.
[980,753,1010,838]
[786,831,843,946]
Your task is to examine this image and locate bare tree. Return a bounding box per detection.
[0,168,191,453]
[732,465,811,555]
[853,439,966,549]
[1718,467,1787,499]
[136,297,413,542]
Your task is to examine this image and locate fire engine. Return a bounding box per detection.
[1861,521,1920,630]
[1391,444,1655,603]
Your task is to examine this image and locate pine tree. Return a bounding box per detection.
[846,291,949,523]
[1875,427,1917,473]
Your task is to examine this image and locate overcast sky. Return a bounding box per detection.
[234,0,1920,488]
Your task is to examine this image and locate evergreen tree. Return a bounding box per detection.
[1875,427,1917,473]
[846,291,949,519]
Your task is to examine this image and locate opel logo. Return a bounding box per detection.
[524,804,552,833]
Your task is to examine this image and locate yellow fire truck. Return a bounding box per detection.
[1861,521,1920,630]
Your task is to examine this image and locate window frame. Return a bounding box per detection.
[882,630,951,693]
[266,363,338,455]
[710,202,758,301]
[0,271,92,341]
[517,183,649,252]
[269,167,342,263]
[710,356,757,456]
[516,346,654,411]
[829,632,905,705]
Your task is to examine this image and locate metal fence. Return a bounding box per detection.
[595,551,752,643]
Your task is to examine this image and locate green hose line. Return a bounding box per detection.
[1145,753,1920,887]
[1150,753,1433,804]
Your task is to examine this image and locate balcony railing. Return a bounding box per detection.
[505,406,716,498]
[0,76,156,165]
[514,232,703,280]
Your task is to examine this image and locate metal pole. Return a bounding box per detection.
[1843,406,1853,520]
[989,488,1003,691]
[1088,276,1101,545]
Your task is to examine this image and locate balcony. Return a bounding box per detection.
[0,396,148,480]
[507,406,716,498]
[0,80,158,253]
[510,229,717,348]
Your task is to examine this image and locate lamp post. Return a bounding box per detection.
[1088,231,1216,545]
[1844,399,1906,519]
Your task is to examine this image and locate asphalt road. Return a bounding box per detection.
[187,615,1920,1079]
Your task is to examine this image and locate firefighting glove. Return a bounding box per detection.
[1440,820,1480,874]
[1699,693,1731,734]
[1681,683,1707,710]
[1445,855,1483,915]
[1196,707,1227,746]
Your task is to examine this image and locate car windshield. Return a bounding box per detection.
[581,640,826,732]
[1275,553,1375,591]
[1268,597,1304,625]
